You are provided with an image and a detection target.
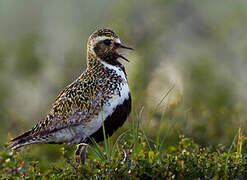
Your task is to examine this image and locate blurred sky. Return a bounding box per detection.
[1,0,247,145]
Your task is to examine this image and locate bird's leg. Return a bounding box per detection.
[80,144,88,165]
[75,144,83,164]
[75,143,88,165]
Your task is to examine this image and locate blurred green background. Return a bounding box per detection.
[1,0,247,165]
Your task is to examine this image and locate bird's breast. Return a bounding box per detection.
[83,81,130,138]
[82,61,130,138]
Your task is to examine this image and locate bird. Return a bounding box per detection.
[8,28,133,164]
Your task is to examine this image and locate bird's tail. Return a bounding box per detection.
[8,130,38,150]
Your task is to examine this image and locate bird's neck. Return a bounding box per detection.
[87,53,124,71]
[86,53,102,68]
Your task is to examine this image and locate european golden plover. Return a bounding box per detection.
[8,28,133,164]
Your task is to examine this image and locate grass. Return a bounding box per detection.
[1,118,247,179]
[1,87,247,179]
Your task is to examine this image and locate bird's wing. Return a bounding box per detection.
[8,75,106,148]
[35,76,105,135]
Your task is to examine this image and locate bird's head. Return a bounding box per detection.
[87,28,133,65]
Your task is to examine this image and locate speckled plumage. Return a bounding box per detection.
[8,28,133,151]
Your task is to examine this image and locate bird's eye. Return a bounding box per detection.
[103,39,111,45]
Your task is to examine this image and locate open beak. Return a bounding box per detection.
[115,43,134,62]
[119,44,134,50]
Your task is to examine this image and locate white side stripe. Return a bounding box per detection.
[83,61,129,138]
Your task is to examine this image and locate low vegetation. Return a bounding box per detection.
[1,122,247,179]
